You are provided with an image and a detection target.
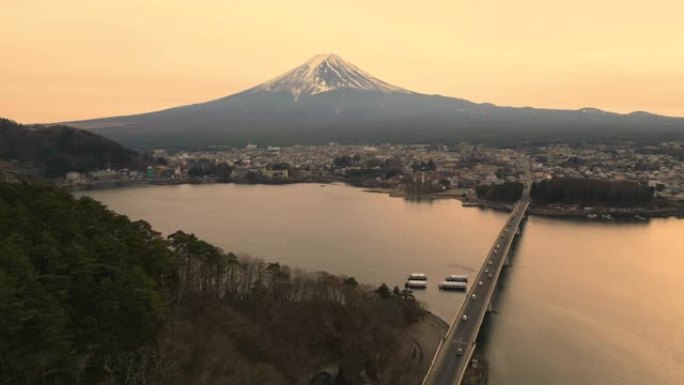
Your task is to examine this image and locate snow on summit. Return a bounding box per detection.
[247,53,411,99]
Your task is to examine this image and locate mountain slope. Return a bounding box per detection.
[66,54,684,149]
[0,118,148,178]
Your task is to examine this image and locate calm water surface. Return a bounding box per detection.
[78,183,684,384]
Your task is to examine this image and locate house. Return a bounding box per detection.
[65,171,82,184]
[261,168,289,179]
[90,169,119,181]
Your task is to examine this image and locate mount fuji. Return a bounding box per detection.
[67,53,684,149]
[246,53,411,99]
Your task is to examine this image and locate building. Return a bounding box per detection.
[403,171,441,194]
[261,168,289,179]
[65,171,82,184]
[90,169,119,181]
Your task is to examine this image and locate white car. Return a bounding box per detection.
[471,294,477,300]
[462,314,468,321]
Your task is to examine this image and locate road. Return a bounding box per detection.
[422,170,531,385]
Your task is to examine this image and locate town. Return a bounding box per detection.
[50,141,684,216]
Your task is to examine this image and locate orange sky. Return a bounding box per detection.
[2,0,683,123]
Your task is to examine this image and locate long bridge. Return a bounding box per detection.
[422,179,531,385]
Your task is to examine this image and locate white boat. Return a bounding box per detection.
[438,281,467,291]
[407,273,428,281]
[445,274,468,282]
[405,280,427,289]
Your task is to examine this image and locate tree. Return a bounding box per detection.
[375,283,391,299]
[531,177,654,207]
[343,277,358,288]
[333,155,352,168]
[426,159,437,171]
[0,182,173,384]
[400,288,415,301]
[0,181,428,385]
[215,162,233,180]
[188,165,204,177]
[476,182,523,202]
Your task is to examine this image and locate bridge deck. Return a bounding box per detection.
[422,198,530,385]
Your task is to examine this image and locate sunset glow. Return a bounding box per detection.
[2,0,683,122]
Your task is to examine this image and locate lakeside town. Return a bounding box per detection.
[29,141,683,218]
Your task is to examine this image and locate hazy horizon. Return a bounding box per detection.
[2,0,683,123]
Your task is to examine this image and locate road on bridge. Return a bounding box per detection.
[422,171,531,385]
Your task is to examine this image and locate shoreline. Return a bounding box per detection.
[397,311,449,385]
[66,179,684,220]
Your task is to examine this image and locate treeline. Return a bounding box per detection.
[0,118,148,178]
[0,181,423,385]
[531,177,654,207]
[187,161,233,180]
[476,181,523,203]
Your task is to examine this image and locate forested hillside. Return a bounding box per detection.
[0,182,423,385]
[0,118,148,178]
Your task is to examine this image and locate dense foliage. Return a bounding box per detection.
[0,182,423,385]
[476,181,524,203]
[0,118,148,178]
[531,177,654,207]
[187,161,233,180]
[0,182,173,383]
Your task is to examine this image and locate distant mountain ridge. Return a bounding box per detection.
[0,118,147,178]
[65,54,684,149]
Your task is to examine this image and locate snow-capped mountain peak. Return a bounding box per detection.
[247,53,411,99]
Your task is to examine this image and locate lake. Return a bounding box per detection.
[77,183,684,385]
